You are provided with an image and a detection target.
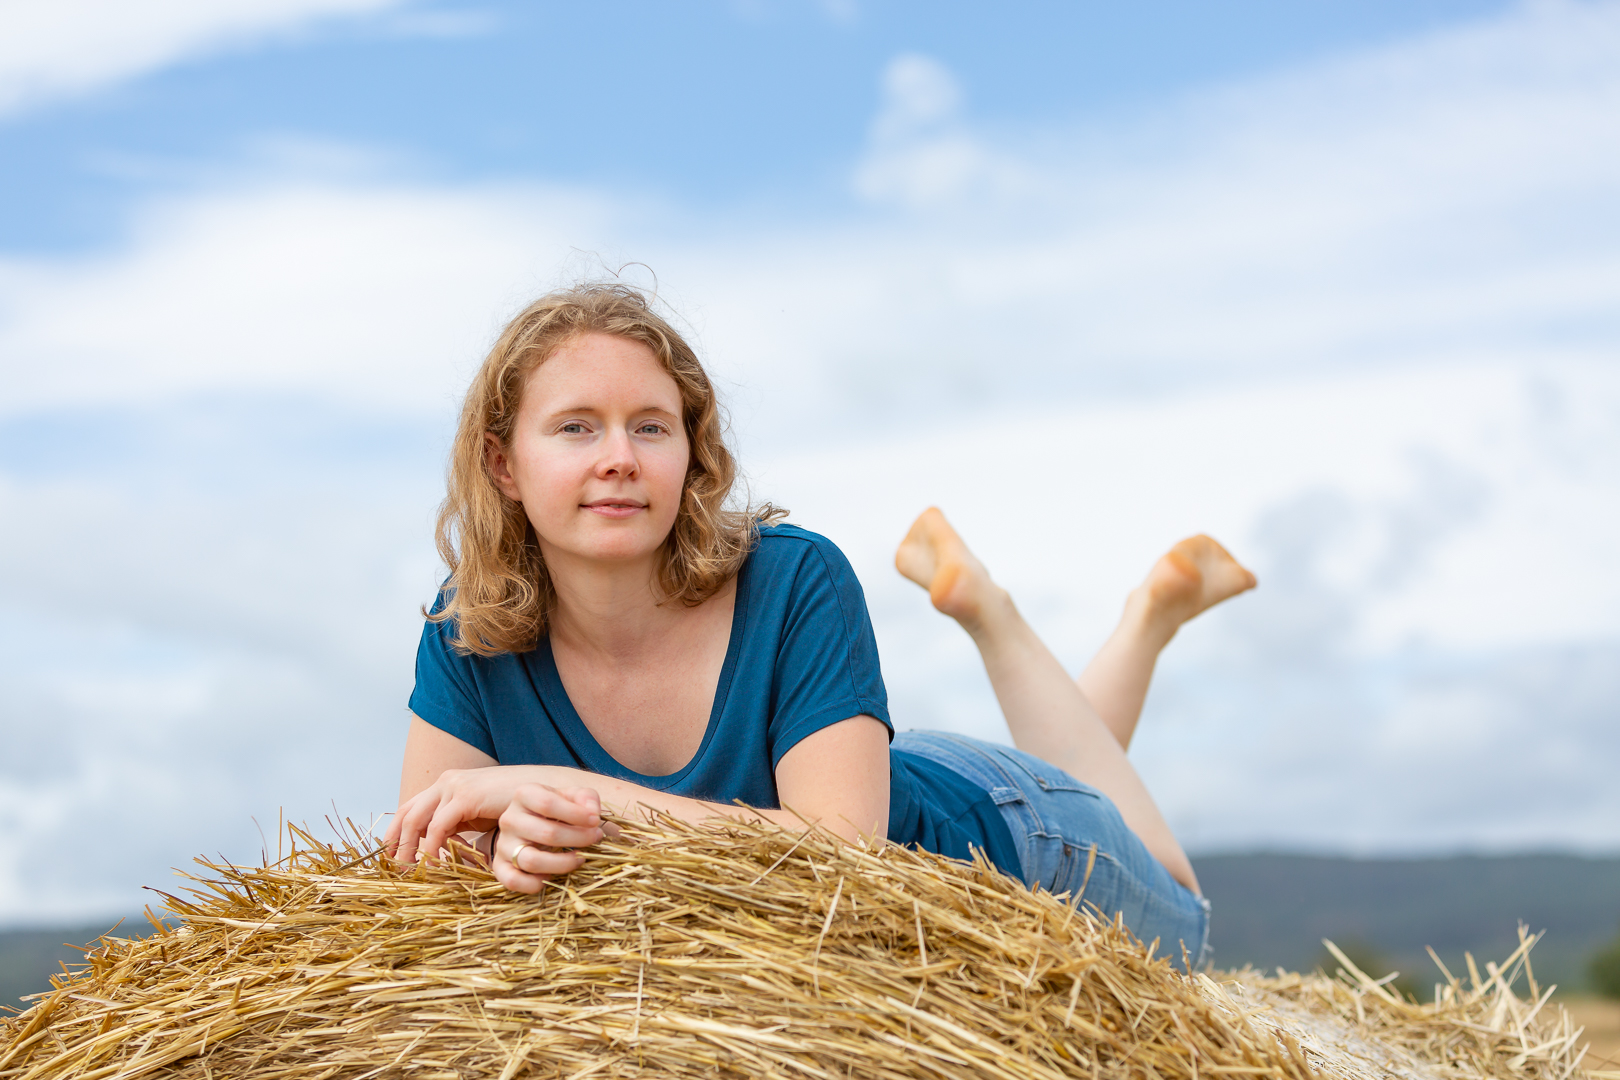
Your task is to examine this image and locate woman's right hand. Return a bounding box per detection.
[493,782,616,894]
[385,764,528,867]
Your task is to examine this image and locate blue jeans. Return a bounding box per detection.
[894,731,1212,970]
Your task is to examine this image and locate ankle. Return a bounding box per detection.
[960,583,1018,643]
[1121,586,1180,652]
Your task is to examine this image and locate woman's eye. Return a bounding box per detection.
[638,424,665,435]
[560,422,586,434]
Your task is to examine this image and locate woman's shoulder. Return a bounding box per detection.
[749,521,865,596]
[755,520,835,547]
[753,522,856,569]
[744,520,883,701]
[419,582,535,666]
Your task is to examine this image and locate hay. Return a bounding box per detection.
[0,815,1601,1080]
[1210,932,1603,1080]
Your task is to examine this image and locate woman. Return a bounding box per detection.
[384,283,1255,966]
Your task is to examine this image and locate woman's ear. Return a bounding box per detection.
[484,432,522,502]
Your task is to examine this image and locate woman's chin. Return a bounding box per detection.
[547,529,670,568]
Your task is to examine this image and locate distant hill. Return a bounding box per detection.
[0,923,134,1013]
[1195,852,1620,995]
[5,853,1619,1011]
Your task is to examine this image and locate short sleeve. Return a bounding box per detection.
[766,536,892,767]
[407,601,498,759]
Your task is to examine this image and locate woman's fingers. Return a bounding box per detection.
[391,779,608,889]
[390,791,442,865]
[493,847,578,894]
[563,785,604,819]
[380,811,404,853]
[382,802,409,860]
[499,807,604,851]
[388,768,514,867]
[513,783,603,827]
[419,798,478,863]
[391,792,476,867]
[509,811,603,849]
[507,840,586,877]
[494,834,584,894]
[503,786,606,848]
[487,783,609,891]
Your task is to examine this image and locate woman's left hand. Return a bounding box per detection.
[492,782,620,894]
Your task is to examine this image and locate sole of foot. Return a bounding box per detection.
[1144,534,1257,629]
[894,508,995,626]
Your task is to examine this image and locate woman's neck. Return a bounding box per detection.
[543,548,677,659]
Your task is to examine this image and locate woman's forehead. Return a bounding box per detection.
[525,333,682,410]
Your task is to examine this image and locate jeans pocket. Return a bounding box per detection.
[1022,833,1123,903]
[993,745,1103,798]
[1021,833,1076,895]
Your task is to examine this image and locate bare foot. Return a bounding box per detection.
[894,508,1003,630]
[1137,535,1257,639]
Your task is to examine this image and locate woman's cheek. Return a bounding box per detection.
[652,444,691,515]
[655,478,687,532]
[523,454,586,534]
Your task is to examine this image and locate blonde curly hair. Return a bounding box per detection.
[432,283,783,655]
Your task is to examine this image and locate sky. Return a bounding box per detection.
[1,0,1617,926]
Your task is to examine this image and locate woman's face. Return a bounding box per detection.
[488,332,690,572]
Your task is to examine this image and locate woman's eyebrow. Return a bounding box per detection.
[544,404,679,417]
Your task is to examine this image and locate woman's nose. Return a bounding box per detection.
[595,428,639,478]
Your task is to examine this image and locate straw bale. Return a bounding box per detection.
[1213,933,1604,1080]
[0,815,1602,1080]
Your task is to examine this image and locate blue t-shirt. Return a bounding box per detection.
[409,523,1021,877]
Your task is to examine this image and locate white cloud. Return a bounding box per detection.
[0,0,409,118]
[816,0,859,26]
[752,361,1620,853]
[0,461,439,922]
[840,3,1620,364]
[853,53,1032,210]
[379,7,495,38]
[871,54,961,139]
[0,182,618,414]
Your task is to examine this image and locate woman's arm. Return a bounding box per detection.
[773,715,889,841]
[399,714,497,804]
[384,715,504,863]
[546,714,890,842]
[386,715,891,893]
[492,715,889,894]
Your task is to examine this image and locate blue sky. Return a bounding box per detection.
[1,0,1617,925]
[5,1,1508,250]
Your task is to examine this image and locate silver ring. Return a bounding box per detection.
[509,841,532,869]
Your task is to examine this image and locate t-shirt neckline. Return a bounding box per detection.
[533,554,752,789]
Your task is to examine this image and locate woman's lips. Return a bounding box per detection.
[582,501,646,518]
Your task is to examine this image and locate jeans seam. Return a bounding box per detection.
[901,734,1107,891]
[1109,859,1210,967]
[990,748,1098,797]
[896,733,1043,879]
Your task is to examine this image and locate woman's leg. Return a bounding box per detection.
[1078,535,1257,751]
[894,510,1253,896]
